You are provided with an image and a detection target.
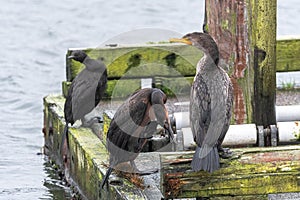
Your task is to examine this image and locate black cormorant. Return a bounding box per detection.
[170,32,233,172]
[63,50,107,156]
[100,88,174,188]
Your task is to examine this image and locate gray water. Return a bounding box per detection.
[0,0,298,199]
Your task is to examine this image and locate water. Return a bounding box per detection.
[0,0,299,199]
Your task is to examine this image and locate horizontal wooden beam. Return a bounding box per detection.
[66,39,300,83]
[160,146,300,199]
[66,44,202,81]
[62,77,194,99]
[276,38,300,72]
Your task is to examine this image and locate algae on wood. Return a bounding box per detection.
[160,146,300,199]
[66,45,201,81]
[276,38,300,72]
[250,0,277,127]
[65,45,201,99]
[64,35,300,100]
[43,94,164,200]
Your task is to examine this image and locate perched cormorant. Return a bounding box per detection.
[100,88,174,188]
[170,32,233,172]
[63,50,107,154]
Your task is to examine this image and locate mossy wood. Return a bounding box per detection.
[43,94,162,200]
[160,146,300,199]
[43,95,300,199]
[66,45,201,81]
[277,38,300,72]
[65,45,201,99]
[65,35,300,102]
[251,0,277,127]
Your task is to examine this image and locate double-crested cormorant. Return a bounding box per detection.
[170,32,233,172]
[63,50,107,153]
[100,88,174,188]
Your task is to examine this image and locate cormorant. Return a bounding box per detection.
[100,88,174,188]
[63,50,107,156]
[170,32,233,172]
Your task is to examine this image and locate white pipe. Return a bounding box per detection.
[173,112,190,129]
[224,124,257,145]
[180,122,300,148]
[173,104,300,124]
[141,78,152,89]
[276,105,300,122]
[277,121,300,142]
[181,124,257,147]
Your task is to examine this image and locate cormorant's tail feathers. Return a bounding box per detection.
[191,146,219,173]
[100,167,113,189]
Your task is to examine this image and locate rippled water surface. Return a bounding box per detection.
[0,0,298,199]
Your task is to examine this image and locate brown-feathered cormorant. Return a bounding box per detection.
[63,50,107,154]
[100,88,174,188]
[170,32,233,172]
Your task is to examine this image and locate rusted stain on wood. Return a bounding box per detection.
[204,0,235,66]
[166,158,192,165]
[231,78,246,124]
[164,172,184,197]
[241,150,300,164]
[234,0,248,78]
[205,0,249,124]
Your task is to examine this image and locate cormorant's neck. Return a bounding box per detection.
[194,39,220,72]
[196,53,219,73]
[83,57,106,72]
[203,45,219,66]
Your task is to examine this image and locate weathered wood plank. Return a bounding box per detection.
[64,35,300,100]
[66,44,202,81]
[62,75,193,99]
[64,45,200,99]
[277,38,300,72]
[160,146,300,199]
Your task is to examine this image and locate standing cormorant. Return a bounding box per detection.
[170,32,233,172]
[63,50,107,155]
[100,88,174,188]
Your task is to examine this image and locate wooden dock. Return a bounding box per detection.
[42,1,300,195]
[43,93,300,199]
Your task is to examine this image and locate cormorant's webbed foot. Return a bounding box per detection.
[218,147,232,159]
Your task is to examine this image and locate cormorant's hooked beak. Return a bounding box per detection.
[169,37,192,45]
[68,55,75,59]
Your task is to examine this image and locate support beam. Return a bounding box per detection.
[204,0,277,126]
[251,0,277,127]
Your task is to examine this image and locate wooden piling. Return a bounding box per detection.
[204,0,277,126]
